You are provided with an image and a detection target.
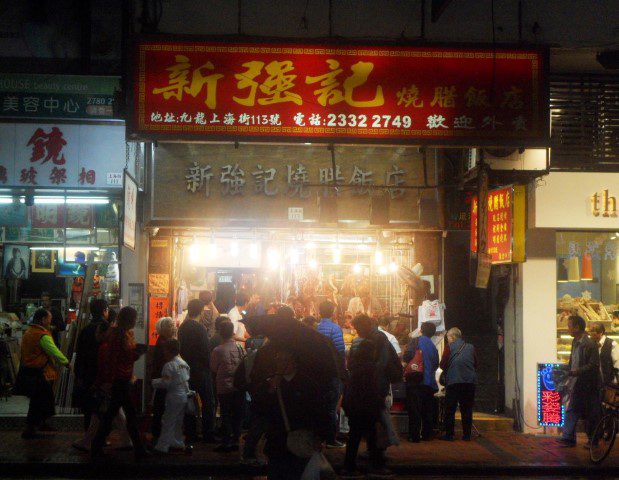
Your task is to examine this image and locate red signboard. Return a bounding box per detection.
[471,186,519,264]
[148,296,169,346]
[132,40,548,146]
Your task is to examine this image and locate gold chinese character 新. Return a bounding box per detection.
[152,55,224,109]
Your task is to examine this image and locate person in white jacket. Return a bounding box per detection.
[152,339,192,454]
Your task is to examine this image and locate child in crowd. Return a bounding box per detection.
[152,339,192,454]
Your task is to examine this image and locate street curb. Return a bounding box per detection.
[0,461,616,478]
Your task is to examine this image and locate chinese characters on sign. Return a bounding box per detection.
[134,41,548,145]
[184,162,409,199]
[149,296,169,346]
[471,185,526,264]
[537,363,565,427]
[0,123,126,188]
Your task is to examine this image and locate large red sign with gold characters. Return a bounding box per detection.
[131,40,548,146]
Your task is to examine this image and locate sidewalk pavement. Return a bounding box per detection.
[0,428,617,478]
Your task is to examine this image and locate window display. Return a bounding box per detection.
[556,232,619,360]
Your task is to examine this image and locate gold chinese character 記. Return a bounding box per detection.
[306,60,384,108]
[430,86,457,108]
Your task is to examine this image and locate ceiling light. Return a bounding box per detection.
[230,241,239,257]
[353,263,362,274]
[374,250,383,266]
[389,262,398,273]
[308,259,318,270]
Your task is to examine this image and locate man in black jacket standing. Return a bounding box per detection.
[178,298,216,443]
[558,315,601,448]
[74,298,109,431]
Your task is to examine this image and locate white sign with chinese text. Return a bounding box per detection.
[0,123,126,188]
[123,172,138,251]
[288,207,304,221]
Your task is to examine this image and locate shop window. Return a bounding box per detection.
[556,232,619,361]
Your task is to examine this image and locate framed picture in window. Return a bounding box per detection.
[31,250,56,273]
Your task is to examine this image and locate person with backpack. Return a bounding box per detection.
[403,322,439,442]
[210,320,245,452]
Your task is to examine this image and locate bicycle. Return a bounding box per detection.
[589,382,619,464]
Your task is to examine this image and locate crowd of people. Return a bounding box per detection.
[14,290,491,479]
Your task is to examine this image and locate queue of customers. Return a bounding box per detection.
[17,291,484,479]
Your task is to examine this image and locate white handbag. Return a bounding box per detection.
[277,387,316,459]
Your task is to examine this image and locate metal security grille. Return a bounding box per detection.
[550,75,619,169]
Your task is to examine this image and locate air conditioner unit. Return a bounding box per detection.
[472,148,548,171]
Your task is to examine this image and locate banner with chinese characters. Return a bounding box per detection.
[537,363,565,427]
[148,296,169,346]
[132,40,548,146]
[150,143,432,225]
[0,74,120,121]
[0,123,126,188]
[471,185,526,264]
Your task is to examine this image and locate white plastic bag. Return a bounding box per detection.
[300,451,335,480]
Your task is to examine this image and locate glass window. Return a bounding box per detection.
[556,232,619,361]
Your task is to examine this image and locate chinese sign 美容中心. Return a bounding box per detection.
[133,41,548,146]
[0,74,120,120]
[537,363,565,427]
[0,123,125,188]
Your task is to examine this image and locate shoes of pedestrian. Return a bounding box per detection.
[338,468,364,478]
[326,440,346,449]
[367,466,394,478]
[38,423,57,432]
[21,429,44,439]
[438,435,454,442]
[240,456,267,467]
[556,438,576,448]
[72,441,90,453]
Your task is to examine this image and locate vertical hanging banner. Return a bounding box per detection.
[131,40,548,146]
[471,184,526,265]
[123,171,138,251]
[148,296,169,346]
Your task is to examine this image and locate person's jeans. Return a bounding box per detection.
[444,383,475,439]
[407,384,436,440]
[561,391,601,442]
[218,391,245,447]
[325,377,342,443]
[345,415,382,470]
[91,379,143,455]
[185,376,215,441]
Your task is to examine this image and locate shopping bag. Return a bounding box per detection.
[300,451,336,480]
[185,390,199,416]
[404,342,424,383]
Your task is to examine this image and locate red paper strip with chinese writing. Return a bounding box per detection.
[132,41,548,146]
[470,186,514,264]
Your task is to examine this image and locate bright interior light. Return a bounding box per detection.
[374,250,383,266]
[332,247,341,264]
[189,241,200,261]
[66,197,109,205]
[208,241,217,258]
[353,263,362,274]
[379,265,388,275]
[308,258,318,270]
[230,241,239,257]
[267,248,281,270]
[34,197,65,204]
[290,248,300,266]
[357,244,370,251]
[389,262,398,273]
[0,196,13,204]
[305,242,316,250]
[250,242,259,260]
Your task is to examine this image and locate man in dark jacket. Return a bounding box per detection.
[178,298,216,443]
[74,298,109,431]
[558,315,601,447]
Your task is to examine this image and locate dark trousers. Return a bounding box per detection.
[267,450,308,480]
[91,379,143,455]
[185,376,215,441]
[151,388,166,440]
[218,391,245,447]
[27,378,55,428]
[445,383,475,439]
[345,415,382,470]
[325,378,342,443]
[243,410,268,459]
[561,390,601,442]
[407,384,436,440]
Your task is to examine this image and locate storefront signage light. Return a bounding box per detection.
[471,185,526,264]
[590,189,617,218]
[132,40,548,146]
[537,363,565,427]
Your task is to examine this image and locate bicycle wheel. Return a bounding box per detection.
[590,413,617,464]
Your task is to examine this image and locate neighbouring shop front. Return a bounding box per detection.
[505,172,619,433]
[0,74,136,415]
